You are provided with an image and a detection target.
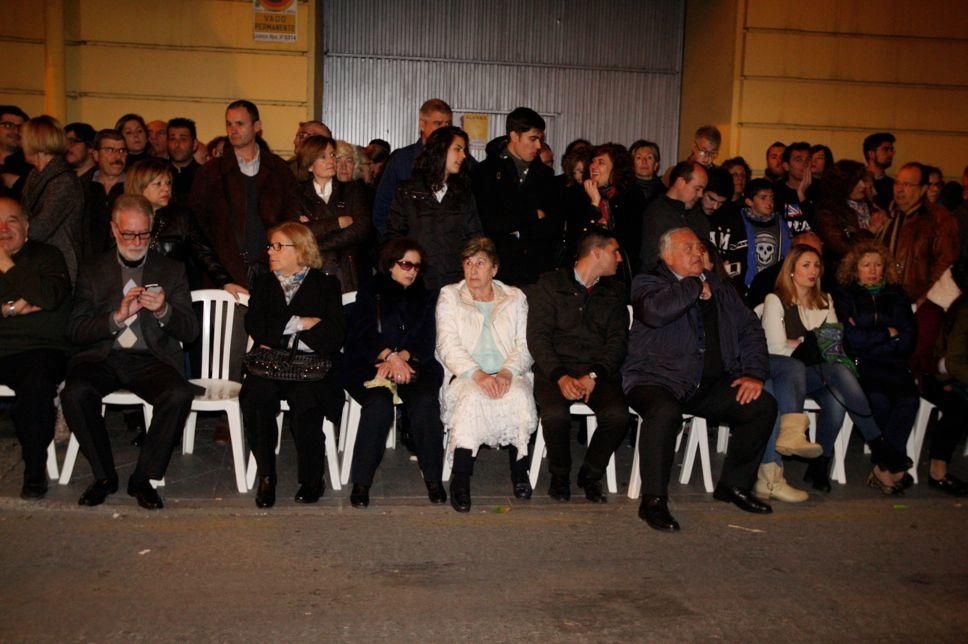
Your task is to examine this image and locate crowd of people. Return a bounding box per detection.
[1,97,967,531]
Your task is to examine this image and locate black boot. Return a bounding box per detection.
[449,475,471,512]
[868,436,913,474]
[804,455,832,493]
[350,483,370,508]
[255,475,276,508]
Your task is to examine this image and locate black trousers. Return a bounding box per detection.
[533,375,629,480]
[347,375,444,486]
[627,379,776,497]
[240,374,341,484]
[920,376,968,463]
[60,352,195,482]
[0,349,65,482]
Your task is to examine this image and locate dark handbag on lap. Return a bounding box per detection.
[244,332,331,382]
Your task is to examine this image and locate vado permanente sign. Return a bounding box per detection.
[253,0,297,42]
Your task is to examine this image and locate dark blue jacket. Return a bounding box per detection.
[621,264,769,399]
[372,140,422,234]
[833,282,915,386]
[340,274,441,389]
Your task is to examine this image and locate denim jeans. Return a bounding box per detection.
[762,356,806,464]
[804,363,881,456]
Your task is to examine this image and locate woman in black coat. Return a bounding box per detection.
[342,238,444,508]
[240,222,346,508]
[384,126,482,292]
[296,135,373,293]
[833,241,919,491]
[562,142,644,285]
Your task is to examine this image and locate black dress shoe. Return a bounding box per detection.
[295,480,324,504]
[21,477,48,500]
[928,474,968,497]
[350,483,370,508]
[638,495,680,532]
[713,484,773,514]
[512,480,533,499]
[548,474,571,501]
[78,478,119,507]
[425,480,447,504]
[450,476,471,513]
[577,466,607,503]
[255,475,276,508]
[127,478,164,510]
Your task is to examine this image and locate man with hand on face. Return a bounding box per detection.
[473,106,561,286]
[623,227,775,532]
[60,195,198,510]
[772,141,814,235]
[0,198,72,500]
[527,227,630,503]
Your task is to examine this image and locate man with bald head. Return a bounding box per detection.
[639,160,712,274]
[623,227,776,531]
[0,197,72,499]
[61,195,198,510]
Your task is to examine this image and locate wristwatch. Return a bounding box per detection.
[4,300,15,317]
[588,371,598,381]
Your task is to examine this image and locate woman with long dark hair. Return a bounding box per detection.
[385,126,482,292]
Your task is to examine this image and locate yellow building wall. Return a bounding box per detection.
[0,0,318,156]
[681,0,968,180]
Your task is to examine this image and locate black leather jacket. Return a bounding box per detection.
[149,204,233,289]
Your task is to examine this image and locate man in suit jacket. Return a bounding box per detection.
[61,194,199,510]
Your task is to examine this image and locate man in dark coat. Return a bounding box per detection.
[623,227,775,532]
[166,117,201,206]
[473,107,562,287]
[189,100,300,287]
[0,105,30,199]
[527,227,629,502]
[638,160,711,274]
[60,195,199,510]
[85,129,127,256]
[0,197,72,499]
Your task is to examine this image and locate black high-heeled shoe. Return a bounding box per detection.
[450,475,471,513]
[255,475,276,508]
[350,483,369,508]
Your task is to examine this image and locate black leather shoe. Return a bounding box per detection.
[577,466,607,503]
[638,495,680,532]
[350,484,370,508]
[928,474,968,497]
[804,455,832,492]
[127,478,164,510]
[425,480,447,504]
[295,479,324,504]
[255,475,276,508]
[21,477,48,500]
[713,484,773,514]
[513,480,533,500]
[450,476,471,513]
[78,478,119,507]
[548,474,571,501]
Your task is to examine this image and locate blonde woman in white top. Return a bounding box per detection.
[761,245,911,497]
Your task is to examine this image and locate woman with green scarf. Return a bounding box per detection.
[833,241,919,494]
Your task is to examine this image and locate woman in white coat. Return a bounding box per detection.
[435,237,537,512]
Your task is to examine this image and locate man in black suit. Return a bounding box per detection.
[60,194,199,509]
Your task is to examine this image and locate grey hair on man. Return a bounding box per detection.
[658,226,694,257]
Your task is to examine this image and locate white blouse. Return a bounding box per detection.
[761,292,838,356]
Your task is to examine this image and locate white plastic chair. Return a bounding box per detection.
[528,403,618,493]
[244,399,342,491]
[628,414,715,499]
[0,384,59,480]
[177,290,250,493]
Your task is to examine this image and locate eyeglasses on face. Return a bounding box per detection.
[395,260,421,272]
[266,242,295,251]
[119,231,152,242]
[99,146,127,155]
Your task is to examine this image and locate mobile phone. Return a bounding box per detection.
[143,283,162,293]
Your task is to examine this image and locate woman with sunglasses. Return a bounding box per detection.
[342,238,445,508]
[240,222,345,508]
[385,126,482,292]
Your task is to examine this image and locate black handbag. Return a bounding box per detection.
[243,332,331,382]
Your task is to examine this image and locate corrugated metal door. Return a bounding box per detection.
[321,0,684,169]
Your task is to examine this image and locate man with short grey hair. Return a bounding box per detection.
[61,194,199,510]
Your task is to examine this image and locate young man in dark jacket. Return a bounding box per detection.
[622,227,775,532]
[473,107,561,286]
[527,227,629,503]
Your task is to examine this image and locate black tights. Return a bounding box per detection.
[452,446,529,481]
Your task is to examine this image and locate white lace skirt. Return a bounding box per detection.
[441,375,537,462]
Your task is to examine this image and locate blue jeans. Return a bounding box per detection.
[804,363,882,456]
[762,356,806,464]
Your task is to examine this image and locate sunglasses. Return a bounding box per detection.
[396,260,421,272]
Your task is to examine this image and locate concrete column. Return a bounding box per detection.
[43,0,66,121]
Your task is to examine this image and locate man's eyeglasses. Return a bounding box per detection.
[119,231,152,242]
[99,146,127,155]
[396,260,421,272]
[693,143,719,159]
[0,121,22,130]
[267,242,295,251]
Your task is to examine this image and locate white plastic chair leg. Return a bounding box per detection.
[678,417,713,493]
[441,430,453,482]
[716,424,729,454]
[830,417,853,485]
[182,411,197,455]
[323,419,341,491]
[528,421,546,489]
[906,398,935,484]
[339,397,361,485]
[627,420,642,499]
[806,411,817,442]
[227,407,247,493]
[46,440,59,480]
[385,409,396,449]
[58,433,80,485]
[338,392,351,453]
